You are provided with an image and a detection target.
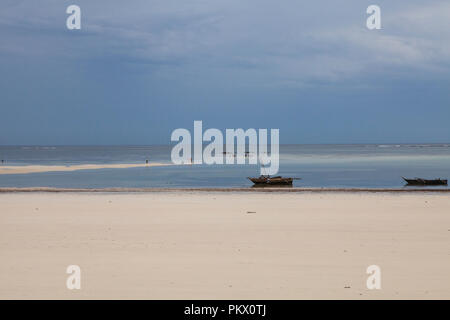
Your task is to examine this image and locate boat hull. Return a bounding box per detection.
[248,176,293,186]
[403,177,448,186]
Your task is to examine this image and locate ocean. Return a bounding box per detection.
[0,144,449,189]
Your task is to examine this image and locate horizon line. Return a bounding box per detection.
[1,143,450,147]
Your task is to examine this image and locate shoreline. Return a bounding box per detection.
[1,187,449,193]
[0,163,173,175]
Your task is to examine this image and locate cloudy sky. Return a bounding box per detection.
[1,0,449,145]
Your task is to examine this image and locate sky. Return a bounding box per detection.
[0,0,449,145]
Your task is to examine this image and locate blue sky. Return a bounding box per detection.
[1,0,449,145]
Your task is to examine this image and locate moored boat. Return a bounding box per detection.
[402,177,448,186]
[248,175,298,186]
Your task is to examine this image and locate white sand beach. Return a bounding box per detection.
[1,191,449,299]
[0,163,172,175]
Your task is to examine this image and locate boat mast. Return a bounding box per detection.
[259,152,269,177]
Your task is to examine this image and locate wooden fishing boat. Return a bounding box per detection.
[248,175,299,185]
[402,177,448,186]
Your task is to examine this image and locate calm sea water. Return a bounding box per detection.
[0,145,449,189]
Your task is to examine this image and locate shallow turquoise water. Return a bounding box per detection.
[0,144,449,189]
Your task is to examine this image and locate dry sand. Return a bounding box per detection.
[0,192,449,299]
[0,163,172,175]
